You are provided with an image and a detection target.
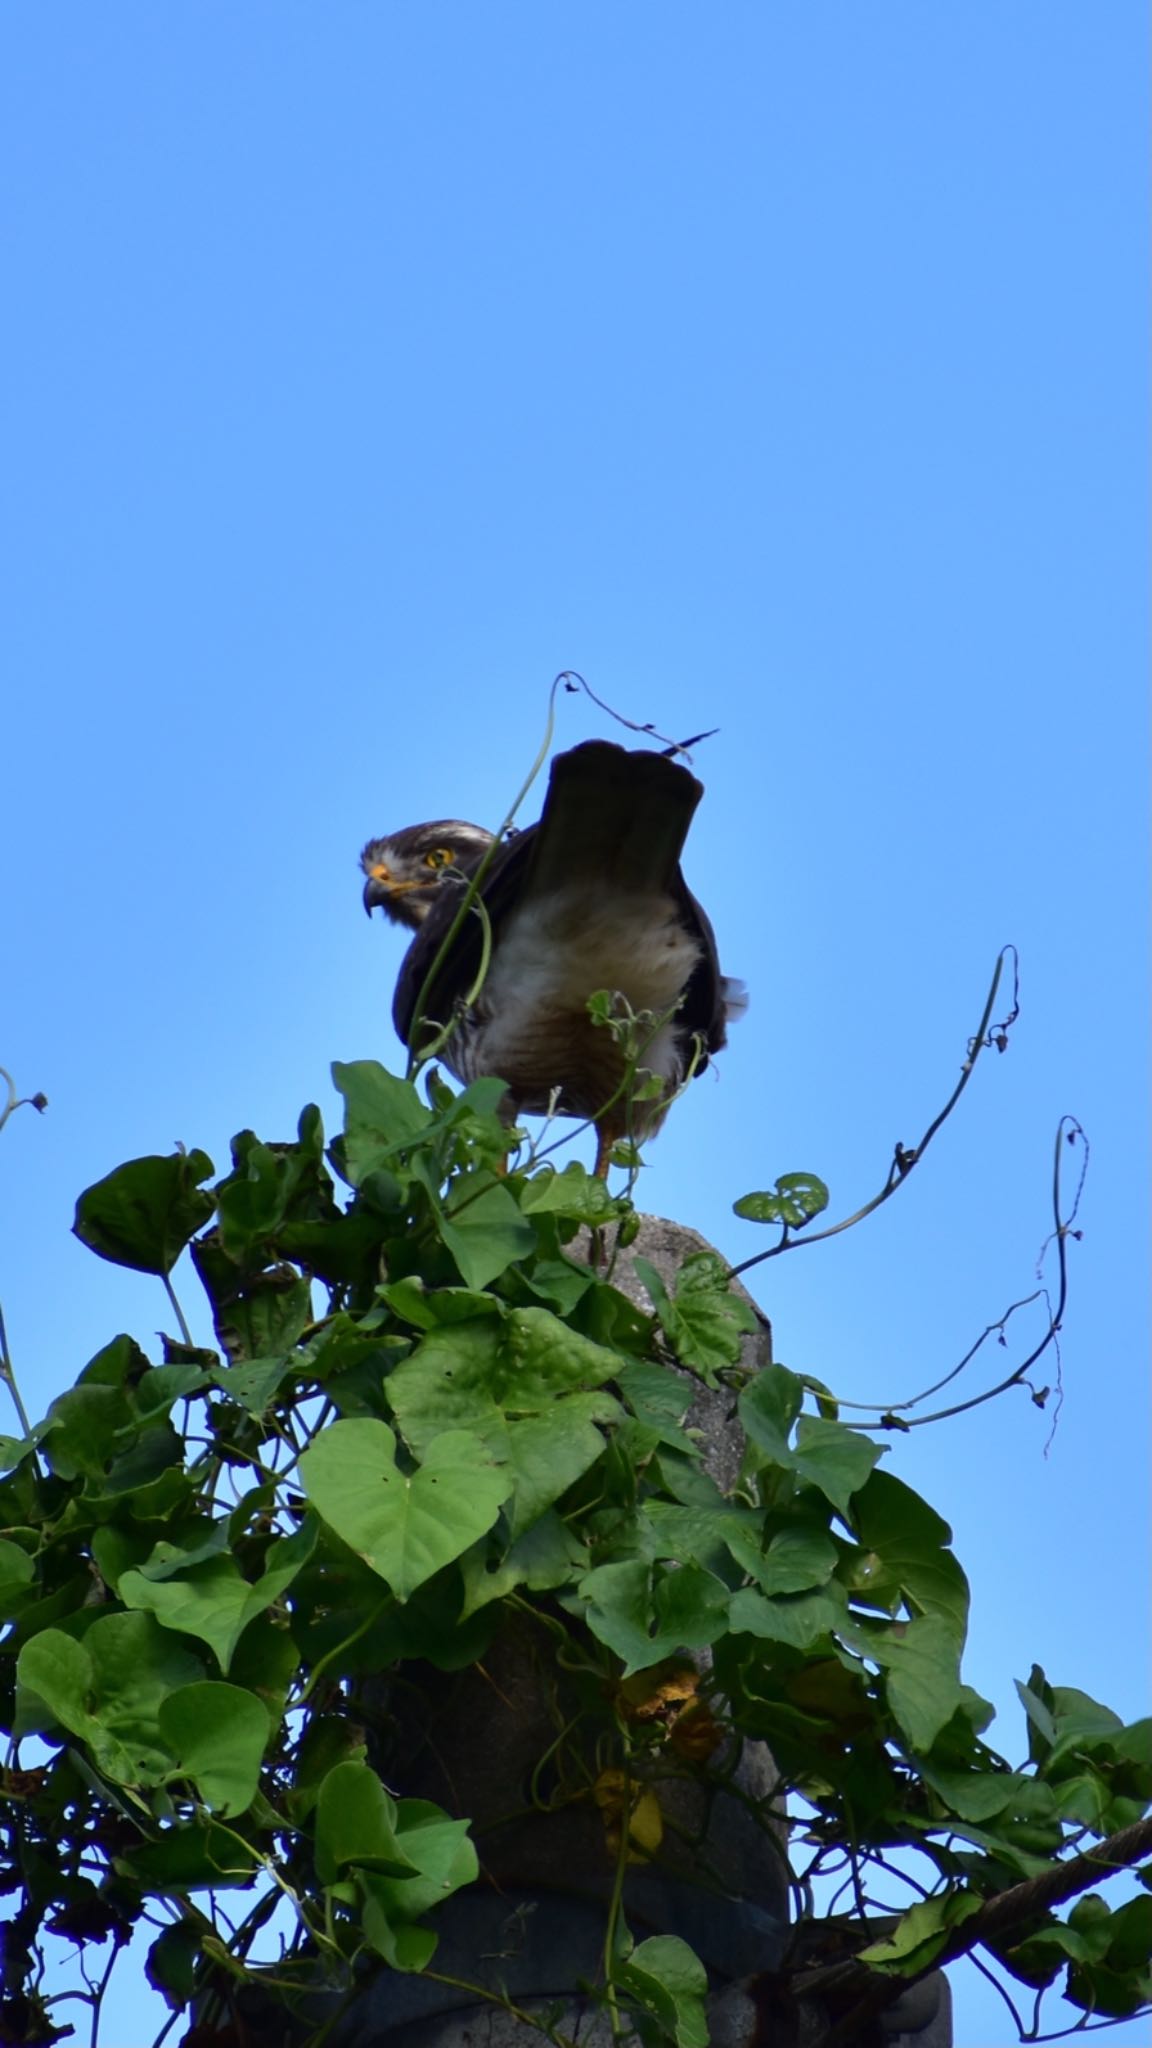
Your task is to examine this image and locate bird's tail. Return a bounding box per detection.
[523,740,704,899]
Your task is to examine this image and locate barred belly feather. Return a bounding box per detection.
[447,890,702,1121]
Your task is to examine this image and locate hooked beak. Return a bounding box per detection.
[363,872,391,917]
[363,867,427,922]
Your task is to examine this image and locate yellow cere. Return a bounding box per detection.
[370,863,390,882]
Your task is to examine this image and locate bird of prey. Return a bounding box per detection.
[361,739,742,1176]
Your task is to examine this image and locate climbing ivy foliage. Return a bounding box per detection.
[1,1062,1149,2044]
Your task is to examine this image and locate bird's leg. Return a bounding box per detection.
[588,1123,618,1264]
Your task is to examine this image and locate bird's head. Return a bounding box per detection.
[360,820,494,929]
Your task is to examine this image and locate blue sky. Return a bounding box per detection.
[2,7,1147,2043]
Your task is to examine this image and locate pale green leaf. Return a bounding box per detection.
[299,1418,511,1601]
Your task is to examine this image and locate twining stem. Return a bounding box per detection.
[420,1971,580,2047]
[601,1752,633,2047]
[87,1939,119,2048]
[405,673,569,1082]
[292,1595,395,1708]
[887,1115,1081,1430]
[162,1271,195,1349]
[730,944,1020,1278]
[0,1065,47,1137]
[0,1301,36,1442]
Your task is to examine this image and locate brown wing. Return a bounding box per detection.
[393,739,729,1066]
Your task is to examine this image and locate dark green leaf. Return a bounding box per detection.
[73,1150,216,1275]
[724,1520,839,1595]
[119,1521,315,1671]
[314,1759,419,1883]
[738,1364,804,1461]
[740,1373,882,1514]
[1045,1685,1125,1773]
[192,1235,313,1364]
[135,1363,209,1414]
[41,1384,130,1480]
[332,1061,433,1183]
[728,1586,847,1650]
[1016,1670,1058,1758]
[581,1558,730,1675]
[874,1615,966,1751]
[158,1682,270,1814]
[216,1141,289,1257]
[279,1209,390,1286]
[0,1537,35,1617]
[517,1255,596,1315]
[211,1354,297,1417]
[126,1520,232,1583]
[915,1761,1036,1824]
[619,1933,709,2048]
[459,1511,588,1616]
[644,1499,752,1575]
[100,1421,184,1498]
[289,1715,368,1821]
[850,1470,969,1645]
[792,1416,883,1518]
[379,1277,502,1329]
[122,1821,261,1893]
[361,1798,478,1924]
[437,1172,536,1288]
[79,1333,151,1386]
[146,1921,202,2010]
[18,1612,203,1786]
[859,1891,981,1974]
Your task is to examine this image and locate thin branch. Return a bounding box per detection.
[968,1948,1027,2038]
[822,1812,1152,2047]
[729,945,1020,1278]
[941,1814,1152,1957]
[557,669,718,762]
[834,1288,1047,1415]
[882,1117,1084,1430]
[87,1939,119,2048]
[1025,2015,1146,2041]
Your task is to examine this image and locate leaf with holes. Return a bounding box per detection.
[635,1250,758,1380]
[733,1173,829,1227]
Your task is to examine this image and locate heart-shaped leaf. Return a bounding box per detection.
[299,1419,511,1601]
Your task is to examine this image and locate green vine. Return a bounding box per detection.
[0,1037,1148,2046]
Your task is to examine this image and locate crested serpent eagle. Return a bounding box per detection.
[361,739,744,1175]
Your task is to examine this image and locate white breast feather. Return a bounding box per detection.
[469,890,701,1091]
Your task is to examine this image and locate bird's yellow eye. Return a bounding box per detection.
[423,847,453,870]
